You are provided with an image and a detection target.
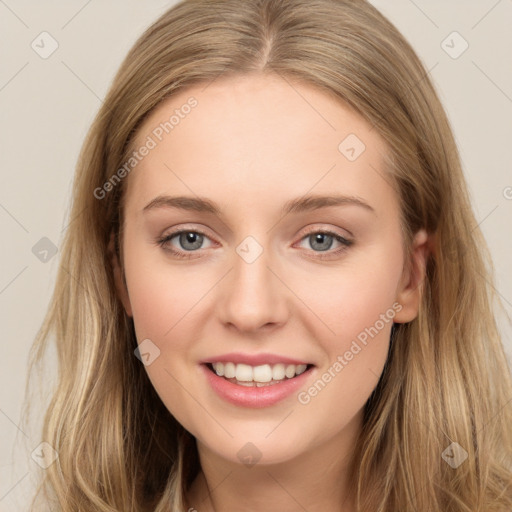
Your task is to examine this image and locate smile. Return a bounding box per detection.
[208,362,310,387]
[201,360,315,408]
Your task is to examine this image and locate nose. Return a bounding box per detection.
[217,240,290,333]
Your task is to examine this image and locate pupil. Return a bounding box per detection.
[180,232,203,250]
[311,233,332,251]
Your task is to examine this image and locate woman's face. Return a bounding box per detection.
[114,73,426,466]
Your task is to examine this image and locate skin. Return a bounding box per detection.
[112,72,429,512]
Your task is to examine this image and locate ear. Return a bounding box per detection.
[393,228,430,323]
[108,231,133,317]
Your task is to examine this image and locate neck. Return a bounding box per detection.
[185,411,362,512]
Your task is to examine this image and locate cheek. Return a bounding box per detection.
[123,248,214,429]
[291,245,402,413]
[294,245,403,350]
[123,240,208,346]
[127,274,195,340]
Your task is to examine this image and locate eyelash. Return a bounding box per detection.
[156,227,353,261]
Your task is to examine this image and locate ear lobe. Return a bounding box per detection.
[108,231,133,317]
[393,229,430,324]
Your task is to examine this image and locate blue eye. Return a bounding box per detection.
[157,230,212,258]
[306,232,338,251]
[296,230,353,260]
[172,231,205,251]
[156,228,353,260]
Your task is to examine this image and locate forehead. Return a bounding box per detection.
[124,73,395,216]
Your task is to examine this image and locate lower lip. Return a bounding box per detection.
[201,364,314,408]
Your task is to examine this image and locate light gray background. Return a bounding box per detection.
[1,1,511,510]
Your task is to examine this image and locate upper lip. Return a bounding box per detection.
[201,352,312,366]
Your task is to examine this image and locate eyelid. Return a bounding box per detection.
[157,224,353,259]
[293,225,353,260]
[298,224,352,242]
[160,224,216,242]
[158,225,217,250]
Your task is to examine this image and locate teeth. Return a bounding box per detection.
[253,364,272,382]
[214,362,225,377]
[211,362,309,383]
[296,364,307,375]
[235,363,253,382]
[285,364,296,378]
[272,363,285,380]
[224,362,235,378]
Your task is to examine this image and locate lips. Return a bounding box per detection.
[202,352,311,366]
[200,352,316,407]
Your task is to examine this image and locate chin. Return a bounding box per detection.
[192,420,316,467]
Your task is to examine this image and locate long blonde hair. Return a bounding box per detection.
[23,0,512,510]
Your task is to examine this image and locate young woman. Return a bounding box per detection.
[24,0,512,510]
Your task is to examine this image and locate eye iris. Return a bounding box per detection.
[310,233,333,251]
[179,232,203,251]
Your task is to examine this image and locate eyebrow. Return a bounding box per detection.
[142,193,375,216]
